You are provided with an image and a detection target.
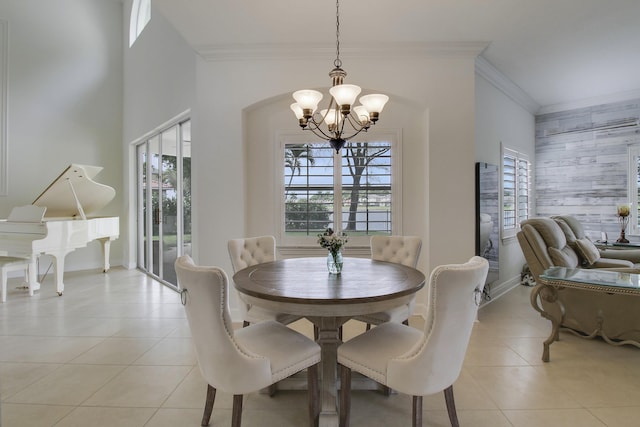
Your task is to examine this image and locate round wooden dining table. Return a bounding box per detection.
[232,256,425,427]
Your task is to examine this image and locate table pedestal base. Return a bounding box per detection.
[313,316,346,427]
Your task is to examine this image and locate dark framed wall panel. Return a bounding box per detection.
[476,162,499,287]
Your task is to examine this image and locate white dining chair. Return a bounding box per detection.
[337,256,489,427]
[175,255,321,427]
[352,235,422,329]
[228,235,301,327]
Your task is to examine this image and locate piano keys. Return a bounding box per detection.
[0,164,119,295]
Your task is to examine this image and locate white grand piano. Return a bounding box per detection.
[0,164,119,296]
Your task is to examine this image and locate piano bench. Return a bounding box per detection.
[1,257,31,303]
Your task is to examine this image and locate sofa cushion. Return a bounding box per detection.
[574,237,600,265]
[554,219,578,245]
[521,218,567,249]
[600,248,640,263]
[549,246,580,268]
[553,215,587,241]
[591,258,634,268]
[521,223,555,269]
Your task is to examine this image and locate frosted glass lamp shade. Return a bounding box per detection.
[293,90,323,113]
[290,103,304,119]
[320,109,342,126]
[353,106,370,125]
[329,84,362,108]
[359,94,389,114]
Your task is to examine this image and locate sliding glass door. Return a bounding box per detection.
[136,119,191,288]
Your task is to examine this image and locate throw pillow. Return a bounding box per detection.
[575,237,600,265]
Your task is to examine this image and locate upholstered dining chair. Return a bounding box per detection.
[175,255,321,427]
[337,256,489,427]
[352,235,422,329]
[228,235,301,327]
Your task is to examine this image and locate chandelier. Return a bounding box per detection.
[290,0,389,153]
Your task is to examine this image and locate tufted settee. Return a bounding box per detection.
[518,216,640,343]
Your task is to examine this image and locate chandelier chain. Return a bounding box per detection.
[334,0,342,69]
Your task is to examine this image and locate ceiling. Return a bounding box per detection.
[153,0,640,112]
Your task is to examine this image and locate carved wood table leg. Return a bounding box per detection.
[530,283,563,362]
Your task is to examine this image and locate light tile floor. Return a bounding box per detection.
[1,268,640,426]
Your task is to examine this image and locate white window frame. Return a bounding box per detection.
[628,145,640,235]
[501,144,531,241]
[277,130,402,247]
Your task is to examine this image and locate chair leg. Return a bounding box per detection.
[231,394,243,427]
[339,364,351,427]
[412,395,422,427]
[443,385,459,427]
[308,363,320,427]
[314,325,319,341]
[365,323,372,331]
[201,384,216,426]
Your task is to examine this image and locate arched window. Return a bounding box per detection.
[129,0,151,47]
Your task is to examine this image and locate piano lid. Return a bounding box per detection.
[32,164,116,219]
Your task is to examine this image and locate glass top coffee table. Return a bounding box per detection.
[533,267,640,362]
[539,267,640,293]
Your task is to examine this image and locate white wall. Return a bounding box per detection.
[0,0,124,272]
[122,0,196,268]
[122,1,195,144]
[475,73,536,290]
[193,49,480,317]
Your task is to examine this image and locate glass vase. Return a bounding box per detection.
[327,250,343,274]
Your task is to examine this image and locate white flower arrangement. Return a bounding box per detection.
[317,228,347,256]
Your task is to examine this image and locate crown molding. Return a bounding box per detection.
[196,41,489,62]
[475,55,540,115]
[537,89,640,115]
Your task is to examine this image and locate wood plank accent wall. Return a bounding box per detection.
[535,98,640,238]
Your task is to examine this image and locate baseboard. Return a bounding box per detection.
[481,275,522,307]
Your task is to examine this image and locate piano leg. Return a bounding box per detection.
[98,237,113,273]
[48,251,72,296]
